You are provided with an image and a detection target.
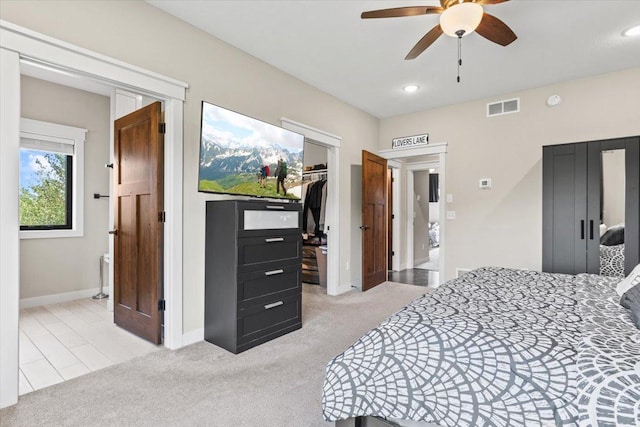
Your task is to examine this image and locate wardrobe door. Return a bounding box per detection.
[542,143,588,274]
[625,138,640,275]
[588,137,640,276]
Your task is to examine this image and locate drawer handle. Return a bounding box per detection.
[264,301,284,310]
[265,269,284,276]
[266,205,285,210]
[265,237,285,243]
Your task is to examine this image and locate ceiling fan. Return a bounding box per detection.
[361,0,517,60]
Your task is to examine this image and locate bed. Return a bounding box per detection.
[322,267,640,427]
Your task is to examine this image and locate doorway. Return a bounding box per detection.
[300,140,329,292]
[16,77,165,395]
[280,118,343,296]
[1,22,187,408]
[379,144,447,287]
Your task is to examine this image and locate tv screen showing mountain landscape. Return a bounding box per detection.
[198,101,304,200]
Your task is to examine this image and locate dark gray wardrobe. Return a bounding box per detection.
[543,136,639,276]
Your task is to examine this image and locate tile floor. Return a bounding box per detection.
[19,298,160,395]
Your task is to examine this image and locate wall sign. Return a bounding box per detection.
[392,133,429,149]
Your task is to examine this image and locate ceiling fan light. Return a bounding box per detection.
[622,25,640,37]
[439,2,484,37]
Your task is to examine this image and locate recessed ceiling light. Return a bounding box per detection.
[403,84,419,93]
[623,25,640,37]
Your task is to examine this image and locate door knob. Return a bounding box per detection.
[108,229,118,235]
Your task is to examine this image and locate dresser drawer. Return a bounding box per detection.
[237,294,301,345]
[238,235,301,272]
[237,203,301,238]
[237,265,301,308]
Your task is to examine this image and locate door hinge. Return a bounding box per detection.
[158,122,166,134]
[392,251,395,256]
[391,214,395,219]
[158,299,166,311]
[158,211,166,223]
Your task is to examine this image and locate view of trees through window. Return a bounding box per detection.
[19,149,71,229]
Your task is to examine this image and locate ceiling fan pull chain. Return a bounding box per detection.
[457,32,462,83]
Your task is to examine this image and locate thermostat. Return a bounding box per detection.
[479,178,492,189]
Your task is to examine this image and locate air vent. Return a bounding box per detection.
[487,97,520,117]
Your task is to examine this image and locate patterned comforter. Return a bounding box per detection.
[322,267,640,426]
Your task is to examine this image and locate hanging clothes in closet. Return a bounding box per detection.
[301,171,328,242]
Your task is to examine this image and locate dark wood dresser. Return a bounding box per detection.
[204,200,302,353]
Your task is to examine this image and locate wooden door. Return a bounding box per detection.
[362,150,388,291]
[113,102,164,344]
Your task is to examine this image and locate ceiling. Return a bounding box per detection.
[147,1,640,119]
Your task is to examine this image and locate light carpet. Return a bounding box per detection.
[1,282,428,427]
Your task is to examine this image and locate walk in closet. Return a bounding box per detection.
[301,167,328,287]
[542,136,640,276]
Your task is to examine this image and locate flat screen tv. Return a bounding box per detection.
[198,101,304,200]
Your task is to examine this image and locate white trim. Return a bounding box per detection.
[0,47,21,410]
[0,21,187,408]
[280,118,345,295]
[280,117,341,147]
[19,288,98,309]
[182,328,204,347]
[406,170,415,269]
[19,118,86,239]
[162,99,184,350]
[1,20,187,100]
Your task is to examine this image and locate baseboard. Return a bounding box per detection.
[182,328,204,346]
[20,288,98,309]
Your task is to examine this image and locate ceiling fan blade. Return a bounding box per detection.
[361,6,443,19]
[405,25,444,60]
[475,0,510,5]
[475,12,517,46]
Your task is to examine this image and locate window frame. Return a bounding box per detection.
[19,118,86,239]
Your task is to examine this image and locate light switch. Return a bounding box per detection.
[446,211,456,220]
[446,194,453,203]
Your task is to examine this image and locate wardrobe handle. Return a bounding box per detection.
[580,220,585,240]
[265,237,285,243]
[589,220,594,240]
[264,269,284,276]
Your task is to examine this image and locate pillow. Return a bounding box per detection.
[600,223,625,246]
[617,263,640,296]
[620,281,640,309]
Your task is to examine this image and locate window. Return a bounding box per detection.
[19,118,86,239]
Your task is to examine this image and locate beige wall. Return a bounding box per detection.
[19,76,110,299]
[381,68,640,280]
[0,1,379,333]
[413,170,430,263]
[303,141,328,167]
